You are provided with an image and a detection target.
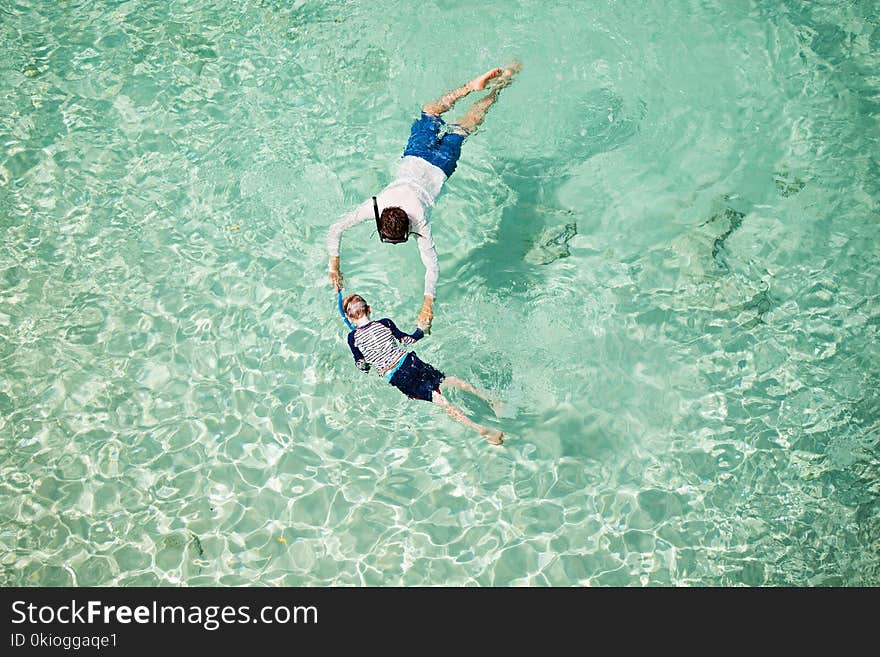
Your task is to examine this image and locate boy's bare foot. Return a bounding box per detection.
[468,68,503,92]
[480,428,504,445]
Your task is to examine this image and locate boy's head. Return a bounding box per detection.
[342,294,370,321]
[377,206,410,243]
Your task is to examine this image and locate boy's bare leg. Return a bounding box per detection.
[442,376,506,417]
[442,376,493,403]
[422,68,503,116]
[432,391,504,445]
[454,61,522,132]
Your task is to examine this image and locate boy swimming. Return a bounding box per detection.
[341,293,504,445]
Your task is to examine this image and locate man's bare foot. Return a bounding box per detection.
[468,68,503,92]
[504,61,523,76]
[489,61,522,90]
[480,428,504,445]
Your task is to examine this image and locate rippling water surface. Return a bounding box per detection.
[2,0,879,586]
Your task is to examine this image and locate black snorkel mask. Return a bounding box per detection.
[374,196,408,244]
[374,196,422,244]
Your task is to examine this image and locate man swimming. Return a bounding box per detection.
[327,64,522,333]
[341,293,504,445]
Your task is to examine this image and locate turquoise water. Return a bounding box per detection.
[1,0,879,586]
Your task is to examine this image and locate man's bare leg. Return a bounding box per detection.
[422,68,503,116]
[454,62,522,133]
[432,391,504,445]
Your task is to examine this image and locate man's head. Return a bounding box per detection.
[377,206,410,243]
[342,294,370,321]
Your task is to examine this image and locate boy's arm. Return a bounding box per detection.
[347,331,370,371]
[328,199,373,291]
[378,318,424,344]
[402,328,425,345]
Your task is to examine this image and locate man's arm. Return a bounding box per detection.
[327,200,372,291]
[417,295,434,332]
[414,223,438,332]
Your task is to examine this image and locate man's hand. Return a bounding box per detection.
[328,256,344,292]
[417,307,433,333]
[417,296,434,333]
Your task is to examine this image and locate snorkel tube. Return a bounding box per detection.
[337,290,355,330]
[372,196,381,234]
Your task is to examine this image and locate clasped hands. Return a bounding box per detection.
[329,262,433,333]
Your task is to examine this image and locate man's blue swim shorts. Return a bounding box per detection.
[402,112,467,178]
